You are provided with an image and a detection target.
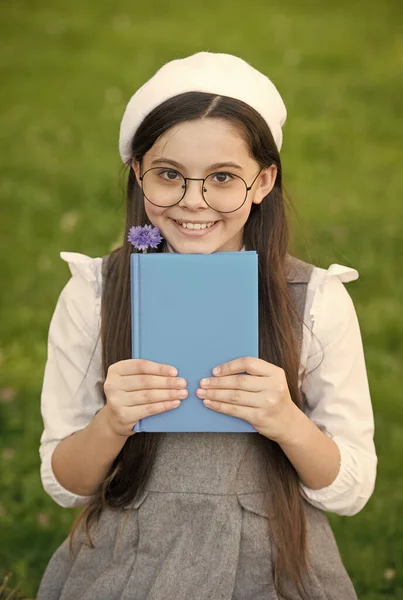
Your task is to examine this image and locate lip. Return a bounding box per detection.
[171,218,219,237]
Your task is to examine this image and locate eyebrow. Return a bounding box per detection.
[150,158,244,171]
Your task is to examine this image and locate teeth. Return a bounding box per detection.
[178,221,216,230]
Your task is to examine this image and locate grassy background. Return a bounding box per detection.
[0,0,402,597]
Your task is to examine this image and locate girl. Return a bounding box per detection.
[37,52,377,600]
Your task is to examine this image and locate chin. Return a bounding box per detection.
[167,240,215,254]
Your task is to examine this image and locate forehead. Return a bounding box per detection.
[145,118,252,167]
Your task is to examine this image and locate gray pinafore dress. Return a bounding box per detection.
[36,255,358,600]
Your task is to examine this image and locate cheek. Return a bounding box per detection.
[144,203,166,223]
[233,201,253,227]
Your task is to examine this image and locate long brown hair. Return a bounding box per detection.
[73,92,313,598]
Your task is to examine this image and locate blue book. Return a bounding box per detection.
[130,251,259,432]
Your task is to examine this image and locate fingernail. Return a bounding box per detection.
[200,378,210,386]
[213,367,221,375]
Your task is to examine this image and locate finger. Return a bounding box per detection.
[121,399,184,428]
[213,357,279,378]
[197,387,259,408]
[113,359,178,377]
[118,375,187,393]
[200,374,265,393]
[120,387,188,407]
[202,398,255,423]
[137,399,183,418]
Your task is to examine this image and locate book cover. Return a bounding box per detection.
[130,251,259,432]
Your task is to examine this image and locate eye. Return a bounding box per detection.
[211,172,234,183]
[158,169,181,181]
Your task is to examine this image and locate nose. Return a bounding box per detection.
[179,178,207,210]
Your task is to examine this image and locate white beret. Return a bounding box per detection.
[119,51,287,163]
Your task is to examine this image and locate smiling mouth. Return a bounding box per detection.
[173,219,218,231]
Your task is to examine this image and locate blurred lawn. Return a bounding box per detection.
[0,0,402,598]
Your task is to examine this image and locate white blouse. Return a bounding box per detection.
[39,251,377,515]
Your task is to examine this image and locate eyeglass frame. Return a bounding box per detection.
[139,166,264,214]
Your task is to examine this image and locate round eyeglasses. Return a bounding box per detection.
[139,167,263,214]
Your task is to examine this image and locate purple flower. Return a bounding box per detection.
[128,225,163,252]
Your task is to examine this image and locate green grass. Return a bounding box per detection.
[0,0,402,597]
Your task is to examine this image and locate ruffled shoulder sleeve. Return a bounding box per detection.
[302,263,359,359]
[60,251,103,298]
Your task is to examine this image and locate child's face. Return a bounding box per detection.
[132,118,277,254]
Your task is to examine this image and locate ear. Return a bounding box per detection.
[252,164,278,205]
[131,159,142,186]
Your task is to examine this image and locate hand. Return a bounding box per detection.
[103,359,188,436]
[196,357,299,442]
